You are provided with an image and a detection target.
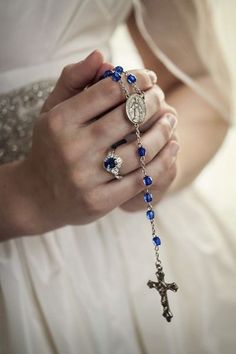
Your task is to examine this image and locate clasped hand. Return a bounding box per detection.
[22,50,179,232]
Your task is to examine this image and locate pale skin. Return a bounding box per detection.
[0,13,229,240]
[0,50,178,240]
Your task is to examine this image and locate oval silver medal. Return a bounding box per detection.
[126,93,146,124]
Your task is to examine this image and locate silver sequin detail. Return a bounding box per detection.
[0,80,56,164]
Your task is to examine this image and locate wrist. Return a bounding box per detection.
[0,159,65,241]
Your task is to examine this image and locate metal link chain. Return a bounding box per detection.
[118,79,130,99]
[134,123,162,266]
[118,74,163,268]
[107,67,178,322]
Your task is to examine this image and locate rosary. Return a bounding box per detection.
[103,66,178,322]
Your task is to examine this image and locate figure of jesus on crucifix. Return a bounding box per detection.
[147,263,178,322]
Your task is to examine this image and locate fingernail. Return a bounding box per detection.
[166,114,177,129]
[146,70,157,84]
[170,142,180,156]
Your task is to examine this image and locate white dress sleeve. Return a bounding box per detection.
[133,0,236,125]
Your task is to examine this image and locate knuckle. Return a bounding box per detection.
[140,71,153,90]
[161,101,178,118]
[90,120,111,140]
[169,163,177,181]
[61,64,78,90]
[153,85,165,106]
[133,69,155,90]
[66,171,103,216]
[146,85,165,117]
[145,143,156,162]
[69,168,87,191]
[134,173,146,191]
[169,105,178,118]
[105,79,121,99]
[60,142,76,166]
[90,121,106,139]
[110,78,120,95]
[83,189,103,215]
[160,118,172,141]
[61,64,74,80]
[47,109,64,134]
[171,132,178,142]
[160,152,171,172]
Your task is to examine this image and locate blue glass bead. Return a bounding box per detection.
[104,157,117,169]
[143,176,153,186]
[103,70,113,78]
[146,209,155,220]
[138,146,146,157]
[152,236,161,246]
[114,66,123,74]
[144,192,153,203]
[112,72,121,82]
[127,74,137,84]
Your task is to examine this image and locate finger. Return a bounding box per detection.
[85,62,114,88]
[151,158,178,194]
[120,162,177,212]
[102,138,179,209]
[94,62,114,83]
[121,102,178,146]
[118,113,177,175]
[88,84,171,150]
[42,50,104,112]
[139,101,178,134]
[171,132,178,143]
[100,113,177,182]
[61,68,157,125]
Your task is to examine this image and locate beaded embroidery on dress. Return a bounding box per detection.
[0,80,55,164]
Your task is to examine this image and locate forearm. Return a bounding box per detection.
[165,79,229,194]
[127,11,229,194]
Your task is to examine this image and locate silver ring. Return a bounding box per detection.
[103,149,123,180]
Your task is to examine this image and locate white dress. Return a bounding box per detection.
[0,1,236,354]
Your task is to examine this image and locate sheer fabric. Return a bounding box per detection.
[134,0,236,124]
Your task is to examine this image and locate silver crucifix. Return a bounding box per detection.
[147,263,178,322]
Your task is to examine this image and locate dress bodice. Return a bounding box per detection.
[0,0,132,163]
[0,0,132,93]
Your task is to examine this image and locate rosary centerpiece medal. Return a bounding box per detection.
[103,66,178,322]
[126,93,146,124]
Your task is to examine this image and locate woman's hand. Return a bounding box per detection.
[118,129,179,213]
[2,50,178,238]
[43,51,179,211]
[0,50,109,239]
[26,52,177,231]
[41,51,179,216]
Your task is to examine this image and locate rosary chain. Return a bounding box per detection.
[123,72,144,98]
[118,72,163,270]
[103,66,178,322]
[118,79,130,99]
[134,123,162,268]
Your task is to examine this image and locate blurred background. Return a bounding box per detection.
[111,25,236,233]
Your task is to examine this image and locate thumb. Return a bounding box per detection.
[42,50,104,112]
